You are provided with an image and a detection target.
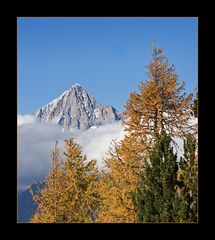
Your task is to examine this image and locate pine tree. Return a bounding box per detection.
[173,134,198,222]
[123,46,196,155]
[132,132,178,223]
[30,139,99,223]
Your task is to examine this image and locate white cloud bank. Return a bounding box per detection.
[17,114,37,126]
[18,114,193,190]
[18,114,125,190]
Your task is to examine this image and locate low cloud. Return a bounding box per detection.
[18,115,125,190]
[18,114,188,190]
[17,114,37,126]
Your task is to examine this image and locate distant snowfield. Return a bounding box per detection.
[17,114,197,190]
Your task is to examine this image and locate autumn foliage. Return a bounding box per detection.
[124,46,196,154]
[97,136,142,223]
[30,139,99,223]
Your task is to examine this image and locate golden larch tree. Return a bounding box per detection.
[30,141,66,223]
[30,139,99,223]
[62,139,99,223]
[97,136,142,223]
[124,46,196,155]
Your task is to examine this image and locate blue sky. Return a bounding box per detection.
[18,17,198,114]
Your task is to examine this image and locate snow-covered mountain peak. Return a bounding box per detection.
[34,83,121,130]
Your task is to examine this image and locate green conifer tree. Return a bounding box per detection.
[173,134,198,222]
[132,132,178,222]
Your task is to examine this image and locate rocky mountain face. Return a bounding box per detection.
[34,83,121,130]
